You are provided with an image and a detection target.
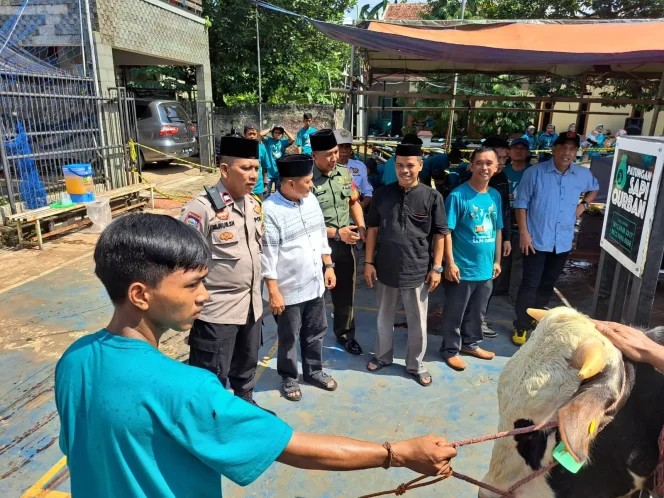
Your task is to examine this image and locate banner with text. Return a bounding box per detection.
[600,138,664,277]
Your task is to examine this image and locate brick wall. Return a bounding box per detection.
[213,104,346,138]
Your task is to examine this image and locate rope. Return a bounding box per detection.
[128,139,219,172]
[357,421,559,498]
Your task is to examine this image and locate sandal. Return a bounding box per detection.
[304,372,338,392]
[280,380,302,402]
[367,357,391,372]
[410,371,433,387]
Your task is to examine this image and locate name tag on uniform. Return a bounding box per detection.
[314,189,325,197]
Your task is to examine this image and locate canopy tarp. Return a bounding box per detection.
[253,1,664,77]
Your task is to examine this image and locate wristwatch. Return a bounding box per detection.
[334,228,341,242]
[324,263,336,270]
[581,201,589,210]
[432,266,443,274]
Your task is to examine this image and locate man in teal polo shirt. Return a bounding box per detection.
[244,123,268,196]
[55,213,457,498]
[296,113,317,156]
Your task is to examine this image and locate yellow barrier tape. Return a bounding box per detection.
[131,169,194,204]
[131,141,218,172]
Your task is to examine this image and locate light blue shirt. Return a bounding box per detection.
[264,137,290,179]
[55,330,292,498]
[253,143,268,194]
[381,156,398,185]
[296,126,317,156]
[445,182,503,281]
[514,159,599,253]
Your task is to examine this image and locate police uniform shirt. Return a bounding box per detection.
[180,180,263,324]
[366,182,449,289]
[311,164,360,229]
[345,159,373,198]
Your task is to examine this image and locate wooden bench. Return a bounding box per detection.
[6,184,154,249]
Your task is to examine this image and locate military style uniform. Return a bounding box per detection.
[312,164,361,342]
[180,179,264,398]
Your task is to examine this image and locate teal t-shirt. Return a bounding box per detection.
[264,137,290,179]
[296,126,317,156]
[381,156,398,185]
[55,330,292,498]
[253,143,268,194]
[445,182,503,281]
[503,163,529,232]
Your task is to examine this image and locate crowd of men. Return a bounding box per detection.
[53,112,640,497]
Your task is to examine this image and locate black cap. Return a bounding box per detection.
[310,129,337,152]
[243,123,258,134]
[401,134,423,145]
[510,137,531,149]
[483,137,509,149]
[396,144,422,157]
[219,136,259,159]
[277,154,314,178]
[554,131,581,147]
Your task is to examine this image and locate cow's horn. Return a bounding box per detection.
[571,338,607,380]
[527,308,548,322]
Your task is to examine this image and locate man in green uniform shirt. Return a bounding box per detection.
[310,129,366,355]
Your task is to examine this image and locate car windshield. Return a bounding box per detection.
[158,103,189,124]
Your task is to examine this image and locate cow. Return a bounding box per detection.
[480,306,664,498]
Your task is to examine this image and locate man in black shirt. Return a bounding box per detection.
[480,138,512,339]
[364,143,449,387]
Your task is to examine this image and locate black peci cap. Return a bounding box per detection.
[219,136,259,159]
[310,129,338,152]
[276,154,314,178]
[396,144,422,157]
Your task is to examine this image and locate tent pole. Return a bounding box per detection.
[648,72,664,136]
[445,4,466,151]
[576,73,588,133]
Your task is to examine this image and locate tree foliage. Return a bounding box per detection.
[203,0,354,107]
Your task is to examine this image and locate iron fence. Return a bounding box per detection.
[1,75,140,215]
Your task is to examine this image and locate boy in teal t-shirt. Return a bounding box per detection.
[439,148,502,372]
[262,125,295,197]
[296,113,317,156]
[55,213,458,497]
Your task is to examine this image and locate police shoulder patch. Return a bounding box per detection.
[185,211,202,228]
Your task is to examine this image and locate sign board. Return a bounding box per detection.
[600,137,664,277]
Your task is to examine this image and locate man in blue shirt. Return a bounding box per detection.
[440,147,503,372]
[55,213,457,497]
[296,113,317,156]
[244,123,268,196]
[497,137,531,303]
[512,131,599,345]
[261,125,295,197]
[420,151,450,193]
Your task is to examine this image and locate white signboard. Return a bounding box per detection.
[599,137,664,277]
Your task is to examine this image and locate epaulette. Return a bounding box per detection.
[251,193,263,205]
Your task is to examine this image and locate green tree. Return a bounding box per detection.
[203,0,355,106]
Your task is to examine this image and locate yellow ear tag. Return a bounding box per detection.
[589,419,597,435]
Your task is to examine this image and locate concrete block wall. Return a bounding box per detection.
[0,0,83,47]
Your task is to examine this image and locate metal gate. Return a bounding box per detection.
[1,78,140,215]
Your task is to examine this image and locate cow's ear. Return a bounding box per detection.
[557,340,612,464]
[527,308,548,322]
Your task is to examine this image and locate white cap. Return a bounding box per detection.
[334,128,353,145]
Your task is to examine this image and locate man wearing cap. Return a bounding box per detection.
[334,128,373,209]
[379,134,422,186]
[244,124,269,197]
[512,131,599,345]
[179,136,271,412]
[261,125,296,197]
[498,137,531,304]
[262,154,338,402]
[296,113,317,156]
[310,129,366,355]
[364,142,448,387]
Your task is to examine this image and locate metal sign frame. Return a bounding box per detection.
[599,137,664,277]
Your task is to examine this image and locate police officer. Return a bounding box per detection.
[180,136,273,413]
[310,129,366,355]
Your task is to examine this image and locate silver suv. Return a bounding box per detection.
[135,100,198,164]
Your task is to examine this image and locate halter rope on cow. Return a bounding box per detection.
[358,356,630,498]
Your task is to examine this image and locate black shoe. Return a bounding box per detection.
[337,337,363,355]
[237,391,276,416]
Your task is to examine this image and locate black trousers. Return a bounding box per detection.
[275,296,327,382]
[328,238,356,341]
[513,249,569,330]
[188,309,262,395]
